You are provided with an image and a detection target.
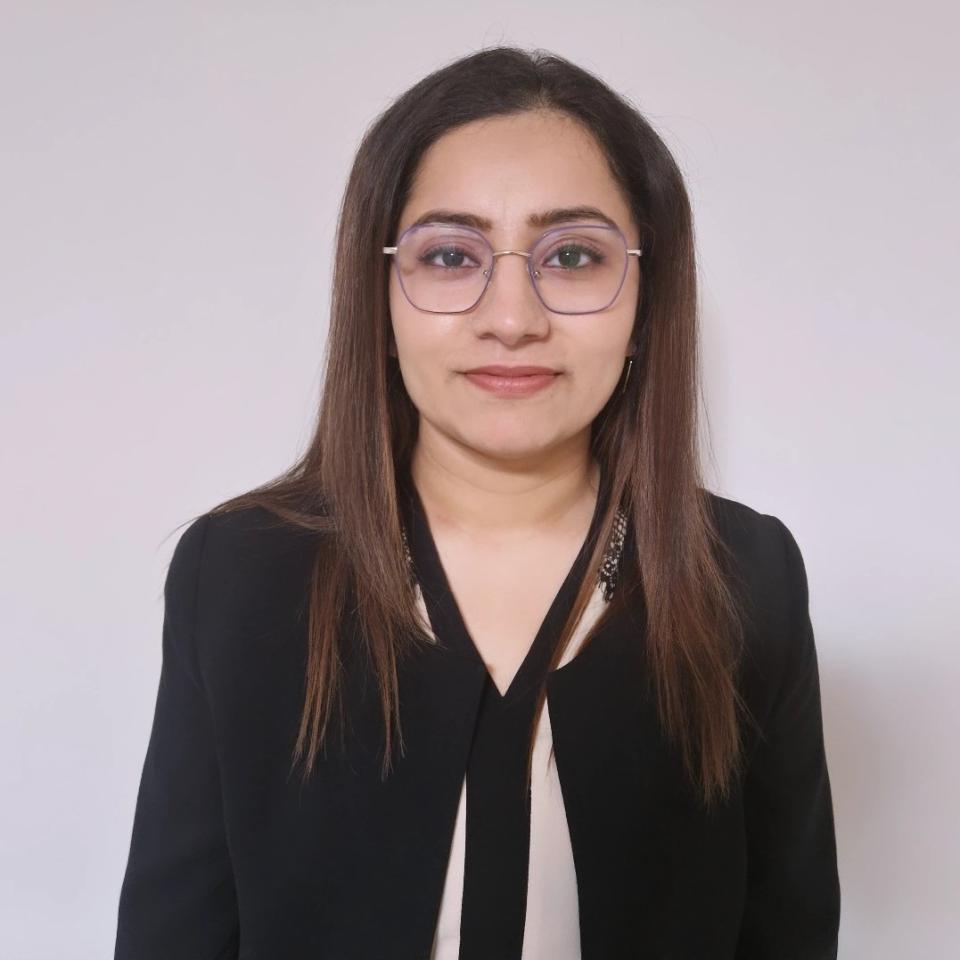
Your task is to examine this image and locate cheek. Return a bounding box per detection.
[572,316,636,399]
[390,279,424,381]
[392,328,433,400]
[577,351,626,410]
[390,318,456,412]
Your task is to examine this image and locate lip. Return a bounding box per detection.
[464,365,559,376]
[462,365,561,397]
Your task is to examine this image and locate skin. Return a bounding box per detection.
[388,108,641,692]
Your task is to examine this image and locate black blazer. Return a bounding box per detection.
[114,491,840,960]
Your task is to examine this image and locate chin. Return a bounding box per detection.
[460,428,565,463]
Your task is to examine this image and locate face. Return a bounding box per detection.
[388,109,641,464]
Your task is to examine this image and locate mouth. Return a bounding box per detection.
[461,366,561,397]
[464,365,560,377]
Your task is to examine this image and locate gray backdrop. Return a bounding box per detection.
[2,2,957,957]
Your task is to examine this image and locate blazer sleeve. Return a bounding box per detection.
[114,514,240,960]
[735,516,841,959]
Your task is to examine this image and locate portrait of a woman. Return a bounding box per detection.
[114,46,841,960]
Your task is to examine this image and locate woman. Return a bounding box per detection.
[114,46,840,960]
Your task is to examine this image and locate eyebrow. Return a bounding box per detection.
[407,205,620,232]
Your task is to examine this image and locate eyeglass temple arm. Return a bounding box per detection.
[383,246,643,256]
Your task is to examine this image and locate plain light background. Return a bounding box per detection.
[2,2,957,957]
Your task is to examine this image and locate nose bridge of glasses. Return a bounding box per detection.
[488,248,536,278]
[484,249,542,296]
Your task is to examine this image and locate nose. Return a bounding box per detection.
[471,251,550,344]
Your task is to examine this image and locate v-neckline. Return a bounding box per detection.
[398,465,610,703]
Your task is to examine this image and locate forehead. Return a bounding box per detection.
[398,110,636,240]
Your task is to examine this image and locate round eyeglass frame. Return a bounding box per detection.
[383,221,643,315]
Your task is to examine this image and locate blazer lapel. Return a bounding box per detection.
[545,591,747,958]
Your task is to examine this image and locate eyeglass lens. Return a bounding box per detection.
[392,224,630,314]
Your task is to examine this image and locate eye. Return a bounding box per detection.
[419,244,483,270]
[542,242,606,270]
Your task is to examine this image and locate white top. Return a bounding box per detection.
[424,578,610,960]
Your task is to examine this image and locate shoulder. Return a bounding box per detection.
[703,490,809,617]
[167,505,321,593]
[705,490,801,568]
[702,491,815,718]
[164,505,325,674]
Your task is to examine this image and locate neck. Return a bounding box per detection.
[408,425,601,540]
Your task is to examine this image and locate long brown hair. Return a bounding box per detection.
[199,46,754,810]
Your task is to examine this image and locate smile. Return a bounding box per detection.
[462,371,560,397]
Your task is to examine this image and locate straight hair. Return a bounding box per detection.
[200,46,755,811]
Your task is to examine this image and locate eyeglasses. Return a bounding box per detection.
[383,221,642,315]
